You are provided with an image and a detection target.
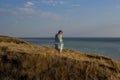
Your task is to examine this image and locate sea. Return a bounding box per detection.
[21,38,120,61]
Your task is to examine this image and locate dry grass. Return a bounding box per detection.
[0,36,120,80]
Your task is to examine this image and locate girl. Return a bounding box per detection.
[55,30,64,53]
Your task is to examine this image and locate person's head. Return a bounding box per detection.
[58,30,63,34]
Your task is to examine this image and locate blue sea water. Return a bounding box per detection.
[21,38,120,61]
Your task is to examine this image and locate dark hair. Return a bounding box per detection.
[58,30,63,34]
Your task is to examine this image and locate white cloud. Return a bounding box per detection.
[10,7,60,20]
[5,7,60,20]
[42,0,64,6]
[24,2,34,7]
[0,1,60,20]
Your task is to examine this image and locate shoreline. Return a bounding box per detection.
[21,37,120,61]
[0,35,120,80]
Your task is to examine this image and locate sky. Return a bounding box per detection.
[0,0,120,37]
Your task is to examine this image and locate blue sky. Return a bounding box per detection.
[0,0,120,37]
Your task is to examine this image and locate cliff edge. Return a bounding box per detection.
[0,36,120,80]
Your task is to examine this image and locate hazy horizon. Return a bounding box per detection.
[20,36,120,38]
[0,0,120,37]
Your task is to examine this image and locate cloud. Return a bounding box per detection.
[11,2,35,15]
[24,2,34,7]
[0,1,61,20]
[13,8,60,20]
[42,0,64,6]
[0,8,60,20]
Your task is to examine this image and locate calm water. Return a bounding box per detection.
[21,38,120,61]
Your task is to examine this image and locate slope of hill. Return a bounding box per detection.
[0,36,120,80]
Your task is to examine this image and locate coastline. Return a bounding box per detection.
[21,37,120,61]
[0,36,120,80]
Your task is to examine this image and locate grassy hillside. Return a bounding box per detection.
[0,36,120,80]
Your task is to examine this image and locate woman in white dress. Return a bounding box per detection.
[55,30,64,53]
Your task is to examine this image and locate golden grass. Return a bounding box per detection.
[0,36,120,80]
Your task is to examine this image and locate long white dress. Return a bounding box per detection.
[55,34,64,52]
